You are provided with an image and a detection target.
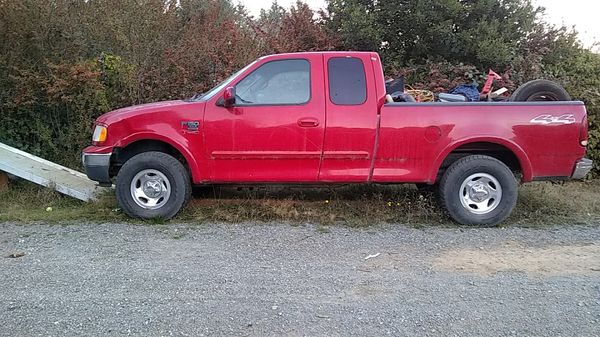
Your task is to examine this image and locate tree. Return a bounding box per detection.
[323,0,540,69]
[256,1,337,53]
[321,0,381,52]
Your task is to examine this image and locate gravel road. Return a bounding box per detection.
[1,222,599,337]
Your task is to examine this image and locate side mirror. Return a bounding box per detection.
[218,86,235,108]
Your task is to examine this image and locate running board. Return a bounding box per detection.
[0,142,109,201]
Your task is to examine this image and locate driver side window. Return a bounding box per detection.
[235,59,310,105]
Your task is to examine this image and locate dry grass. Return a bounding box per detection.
[1,179,599,227]
[0,181,123,223]
[509,180,600,226]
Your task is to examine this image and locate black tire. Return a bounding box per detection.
[116,151,191,220]
[510,79,571,102]
[439,155,518,226]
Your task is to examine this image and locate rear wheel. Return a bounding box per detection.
[116,151,191,219]
[439,155,517,226]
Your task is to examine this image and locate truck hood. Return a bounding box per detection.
[96,100,196,125]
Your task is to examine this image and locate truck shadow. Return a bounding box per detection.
[193,183,430,201]
[185,184,451,227]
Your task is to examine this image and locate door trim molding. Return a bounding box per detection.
[211,151,369,160]
[212,151,321,160]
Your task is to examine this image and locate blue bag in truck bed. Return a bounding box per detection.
[449,83,480,101]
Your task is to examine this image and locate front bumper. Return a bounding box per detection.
[571,158,593,180]
[82,152,112,184]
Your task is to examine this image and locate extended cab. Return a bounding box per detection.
[82,51,592,225]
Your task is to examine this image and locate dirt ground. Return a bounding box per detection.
[434,242,600,277]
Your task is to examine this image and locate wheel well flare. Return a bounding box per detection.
[434,142,528,182]
[110,140,190,177]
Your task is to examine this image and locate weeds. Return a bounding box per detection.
[1,179,599,227]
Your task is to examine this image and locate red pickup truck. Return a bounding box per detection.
[82,51,592,225]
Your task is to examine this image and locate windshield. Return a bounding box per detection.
[191,60,258,101]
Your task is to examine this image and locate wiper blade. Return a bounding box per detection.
[190,92,205,100]
[236,94,253,104]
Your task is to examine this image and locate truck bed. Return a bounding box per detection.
[374,101,587,183]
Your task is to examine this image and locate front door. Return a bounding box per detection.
[203,55,326,182]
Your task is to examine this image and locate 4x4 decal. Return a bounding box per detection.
[530,114,576,125]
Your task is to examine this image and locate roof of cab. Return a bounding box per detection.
[260,51,378,59]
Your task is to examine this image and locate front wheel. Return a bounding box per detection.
[116,152,191,219]
[439,155,518,226]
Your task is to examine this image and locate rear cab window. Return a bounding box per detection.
[328,57,367,105]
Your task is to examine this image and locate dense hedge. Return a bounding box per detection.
[0,0,598,175]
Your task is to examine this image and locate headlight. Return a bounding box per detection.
[92,125,108,143]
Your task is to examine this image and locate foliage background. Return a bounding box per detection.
[1,0,599,173]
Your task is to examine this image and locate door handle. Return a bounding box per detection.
[297,118,319,127]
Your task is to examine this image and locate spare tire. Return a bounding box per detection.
[510,79,571,101]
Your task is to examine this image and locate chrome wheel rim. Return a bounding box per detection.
[130,169,171,210]
[459,173,502,215]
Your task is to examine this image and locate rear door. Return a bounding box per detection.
[203,55,326,182]
[319,54,380,182]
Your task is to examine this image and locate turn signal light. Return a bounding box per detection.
[92,125,107,144]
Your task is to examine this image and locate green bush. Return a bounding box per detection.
[0,61,109,168]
